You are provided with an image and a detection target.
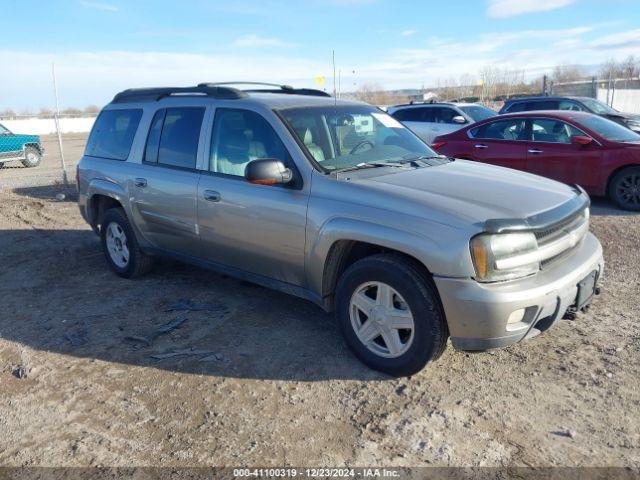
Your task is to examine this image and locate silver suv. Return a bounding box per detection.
[77,83,603,376]
[387,102,497,144]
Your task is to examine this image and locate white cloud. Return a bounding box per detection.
[78,0,118,12]
[232,34,296,48]
[591,29,640,49]
[487,0,577,18]
[401,30,416,37]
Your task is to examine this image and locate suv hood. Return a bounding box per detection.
[350,160,579,226]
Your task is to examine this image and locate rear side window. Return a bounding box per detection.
[86,109,142,160]
[525,101,559,111]
[470,119,526,140]
[392,108,425,122]
[143,107,205,169]
[505,102,525,113]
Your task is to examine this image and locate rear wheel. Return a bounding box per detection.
[609,166,640,211]
[100,208,153,278]
[335,254,448,376]
[21,146,42,168]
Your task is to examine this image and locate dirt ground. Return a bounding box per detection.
[0,141,639,467]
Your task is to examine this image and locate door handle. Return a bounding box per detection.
[134,178,147,188]
[474,144,488,149]
[203,190,221,202]
[528,149,544,154]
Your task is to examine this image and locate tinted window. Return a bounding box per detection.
[432,107,458,124]
[558,101,586,112]
[525,101,559,111]
[530,119,583,143]
[505,102,526,113]
[144,109,165,164]
[157,107,204,169]
[210,109,288,177]
[86,109,142,160]
[578,115,640,142]
[470,119,526,140]
[391,107,425,122]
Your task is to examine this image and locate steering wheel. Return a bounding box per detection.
[350,140,374,155]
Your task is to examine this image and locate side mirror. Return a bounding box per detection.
[245,158,292,185]
[452,115,467,124]
[571,135,593,146]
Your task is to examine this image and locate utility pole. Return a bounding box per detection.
[332,50,337,100]
[51,62,69,185]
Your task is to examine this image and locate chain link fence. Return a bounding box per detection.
[551,77,640,113]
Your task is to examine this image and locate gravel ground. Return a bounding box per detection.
[0,169,638,467]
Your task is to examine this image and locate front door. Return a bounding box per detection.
[468,117,528,170]
[526,118,602,191]
[129,106,205,254]
[197,108,308,286]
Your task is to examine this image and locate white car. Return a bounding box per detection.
[387,102,497,144]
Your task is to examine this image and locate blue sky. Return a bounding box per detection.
[1,0,639,109]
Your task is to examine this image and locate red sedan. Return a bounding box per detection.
[431,111,640,210]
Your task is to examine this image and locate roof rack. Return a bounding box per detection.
[198,82,331,97]
[112,85,247,103]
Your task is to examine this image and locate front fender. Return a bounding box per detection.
[307,216,473,297]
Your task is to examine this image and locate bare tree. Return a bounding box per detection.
[84,105,100,114]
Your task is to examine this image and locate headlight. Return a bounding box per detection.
[470,232,539,282]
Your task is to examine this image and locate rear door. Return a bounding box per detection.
[466,117,528,170]
[129,106,205,254]
[526,117,602,190]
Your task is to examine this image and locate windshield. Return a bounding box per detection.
[0,123,10,135]
[458,105,497,122]
[579,114,640,142]
[278,105,438,172]
[581,98,618,115]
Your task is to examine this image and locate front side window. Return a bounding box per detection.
[470,119,526,140]
[210,109,288,177]
[155,107,205,169]
[279,105,438,172]
[559,101,585,112]
[530,119,583,143]
[86,109,142,161]
[432,107,459,124]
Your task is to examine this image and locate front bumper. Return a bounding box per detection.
[434,232,603,350]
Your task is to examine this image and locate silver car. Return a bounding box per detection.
[77,83,603,376]
[387,102,497,145]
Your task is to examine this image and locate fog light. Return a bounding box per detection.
[507,308,526,324]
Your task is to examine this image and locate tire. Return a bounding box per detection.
[334,253,448,377]
[609,166,640,211]
[100,208,153,278]
[21,146,42,168]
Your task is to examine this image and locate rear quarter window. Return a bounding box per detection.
[85,109,143,161]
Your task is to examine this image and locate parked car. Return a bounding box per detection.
[432,111,640,211]
[77,83,603,376]
[387,102,497,144]
[0,122,44,168]
[499,96,640,133]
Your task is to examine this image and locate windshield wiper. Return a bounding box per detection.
[333,161,405,173]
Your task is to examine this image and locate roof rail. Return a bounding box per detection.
[198,82,331,97]
[112,85,247,103]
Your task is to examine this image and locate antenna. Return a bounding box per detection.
[332,50,337,106]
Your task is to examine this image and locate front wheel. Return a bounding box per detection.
[609,166,640,211]
[100,208,153,278]
[334,254,448,376]
[21,146,42,168]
